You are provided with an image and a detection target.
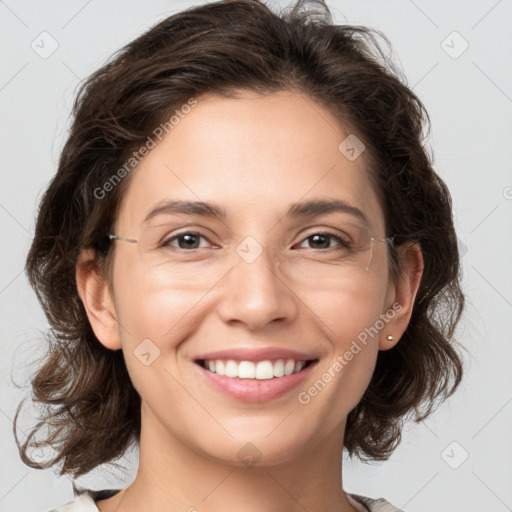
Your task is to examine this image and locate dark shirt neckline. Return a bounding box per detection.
[81,488,373,512]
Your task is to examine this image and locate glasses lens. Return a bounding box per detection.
[280,223,377,284]
[125,221,385,290]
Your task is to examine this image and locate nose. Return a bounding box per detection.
[216,247,298,331]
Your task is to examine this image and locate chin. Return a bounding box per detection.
[187,420,325,469]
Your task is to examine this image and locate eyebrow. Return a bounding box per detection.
[286,199,369,227]
[143,198,369,227]
[143,200,227,223]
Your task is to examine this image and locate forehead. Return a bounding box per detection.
[116,90,384,234]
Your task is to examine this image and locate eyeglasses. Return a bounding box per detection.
[107,222,394,287]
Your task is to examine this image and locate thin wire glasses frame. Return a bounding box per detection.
[106,230,395,273]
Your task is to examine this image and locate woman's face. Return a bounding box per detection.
[100,90,402,466]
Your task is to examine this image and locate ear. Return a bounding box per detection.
[379,241,424,351]
[76,248,122,350]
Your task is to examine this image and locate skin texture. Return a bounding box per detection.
[76,90,423,512]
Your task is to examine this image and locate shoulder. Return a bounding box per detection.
[47,488,400,512]
[348,492,406,512]
[46,487,122,512]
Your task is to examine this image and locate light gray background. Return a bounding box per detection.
[1,1,511,511]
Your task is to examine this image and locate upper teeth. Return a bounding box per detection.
[204,359,307,379]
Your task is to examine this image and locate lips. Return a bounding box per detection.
[193,347,319,402]
[195,347,318,363]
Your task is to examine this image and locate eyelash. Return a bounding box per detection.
[161,230,351,252]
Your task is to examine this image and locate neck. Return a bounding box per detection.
[110,404,361,512]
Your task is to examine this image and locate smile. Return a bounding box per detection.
[196,358,316,379]
[194,356,319,402]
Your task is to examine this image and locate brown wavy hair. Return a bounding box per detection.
[14,0,465,478]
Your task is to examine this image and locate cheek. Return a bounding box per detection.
[299,276,388,410]
[304,270,390,344]
[110,261,218,403]
[112,266,209,406]
[113,256,210,342]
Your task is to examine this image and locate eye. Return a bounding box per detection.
[295,231,351,251]
[161,230,353,252]
[162,231,214,250]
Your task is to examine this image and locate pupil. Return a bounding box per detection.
[310,234,329,249]
[180,234,198,249]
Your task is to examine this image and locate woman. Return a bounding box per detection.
[14,0,465,510]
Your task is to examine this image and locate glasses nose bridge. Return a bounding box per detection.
[232,234,282,278]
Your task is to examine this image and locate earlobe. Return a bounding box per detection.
[76,248,122,351]
[379,241,424,351]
